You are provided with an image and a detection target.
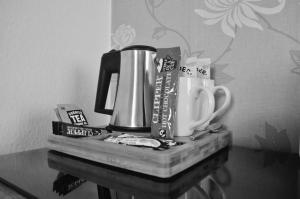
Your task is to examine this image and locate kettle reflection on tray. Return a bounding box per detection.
[48,147,230,199]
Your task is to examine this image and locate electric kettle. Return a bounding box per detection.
[95,45,157,132]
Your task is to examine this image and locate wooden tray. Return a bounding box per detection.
[47,131,231,178]
[48,148,229,199]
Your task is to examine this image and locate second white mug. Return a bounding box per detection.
[175,77,215,136]
[175,77,231,136]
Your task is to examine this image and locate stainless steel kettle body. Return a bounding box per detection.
[95,45,157,131]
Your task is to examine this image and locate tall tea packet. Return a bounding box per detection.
[151,47,181,139]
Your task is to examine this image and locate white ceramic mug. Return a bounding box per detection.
[195,79,231,131]
[175,77,231,137]
[175,77,215,136]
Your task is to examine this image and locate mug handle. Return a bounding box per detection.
[188,87,215,131]
[209,85,231,122]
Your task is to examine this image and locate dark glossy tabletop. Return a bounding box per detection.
[0,146,298,199]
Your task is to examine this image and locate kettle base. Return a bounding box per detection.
[106,124,151,133]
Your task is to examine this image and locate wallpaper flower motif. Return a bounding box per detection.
[111,24,136,49]
[255,122,291,153]
[255,122,292,166]
[195,0,286,37]
[111,0,300,153]
[145,0,236,84]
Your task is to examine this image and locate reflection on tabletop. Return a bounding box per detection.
[48,147,230,199]
[0,146,297,198]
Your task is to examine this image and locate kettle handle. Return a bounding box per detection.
[94,50,120,115]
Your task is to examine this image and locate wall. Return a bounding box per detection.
[111,0,300,153]
[0,0,111,155]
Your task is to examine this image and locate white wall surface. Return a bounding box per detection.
[0,0,111,155]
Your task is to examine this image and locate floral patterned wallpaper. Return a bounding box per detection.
[111,0,300,153]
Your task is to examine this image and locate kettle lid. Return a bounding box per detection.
[121,45,156,52]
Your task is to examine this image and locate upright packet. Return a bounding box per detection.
[151,47,181,139]
[179,57,197,77]
[179,57,211,78]
[195,58,211,78]
[55,104,88,125]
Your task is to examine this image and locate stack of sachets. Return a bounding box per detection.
[52,104,104,137]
